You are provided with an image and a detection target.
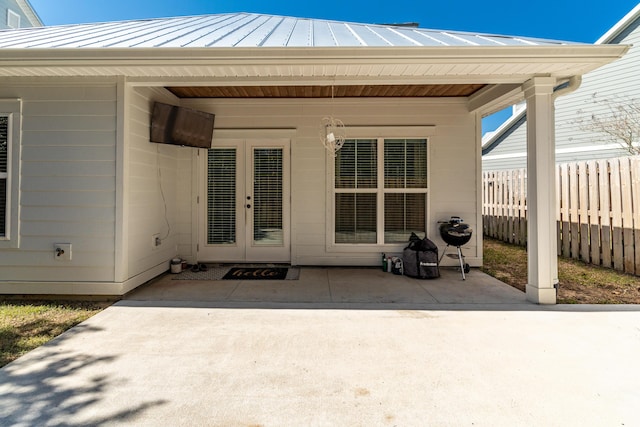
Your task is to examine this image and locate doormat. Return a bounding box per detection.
[223,267,288,280]
[172,265,300,281]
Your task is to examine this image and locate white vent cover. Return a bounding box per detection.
[7,10,20,29]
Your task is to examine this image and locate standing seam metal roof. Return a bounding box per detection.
[0,12,579,49]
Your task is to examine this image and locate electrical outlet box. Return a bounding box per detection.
[152,234,161,248]
[54,243,72,261]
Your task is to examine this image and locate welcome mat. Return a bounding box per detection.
[172,265,299,281]
[223,267,288,280]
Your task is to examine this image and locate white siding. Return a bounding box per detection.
[181,97,481,267]
[0,83,484,290]
[483,16,640,171]
[0,80,118,282]
[554,16,640,159]
[126,87,191,278]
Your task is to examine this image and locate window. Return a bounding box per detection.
[0,99,21,246]
[333,137,429,245]
[0,115,7,237]
[7,10,20,29]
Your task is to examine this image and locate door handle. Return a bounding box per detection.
[246,204,251,209]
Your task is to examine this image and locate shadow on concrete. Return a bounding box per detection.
[0,324,167,426]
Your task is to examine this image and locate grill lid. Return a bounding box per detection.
[439,216,473,246]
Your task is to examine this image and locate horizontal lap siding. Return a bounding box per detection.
[128,87,190,278]
[184,98,479,267]
[0,82,117,282]
[482,119,527,171]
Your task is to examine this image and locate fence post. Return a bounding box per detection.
[620,157,635,274]
[579,162,590,263]
[587,160,600,267]
[631,156,640,276]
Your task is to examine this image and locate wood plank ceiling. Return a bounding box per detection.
[167,84,486,98]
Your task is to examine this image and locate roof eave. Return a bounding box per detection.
[0,45,629,81]
[0,44,628,60]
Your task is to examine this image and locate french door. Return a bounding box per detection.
[198,139,290,263]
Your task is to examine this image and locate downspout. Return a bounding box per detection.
[552,75,582,100]
[547,74,581,297]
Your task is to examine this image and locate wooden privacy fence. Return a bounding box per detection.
[483,156,640,276]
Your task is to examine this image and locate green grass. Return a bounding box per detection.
[0,300,107,368]
[482,237,640,304]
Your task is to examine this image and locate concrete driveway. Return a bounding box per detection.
[1,268,640,426]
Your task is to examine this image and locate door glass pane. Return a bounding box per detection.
[0,116,7,174]
[335,193,377,243]
[0,116,7,237]
[207,149,236,244]
[253,148,283,246]
[384,193,426,243]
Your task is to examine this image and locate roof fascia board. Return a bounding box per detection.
[596,3,640,44]
[0,45,629,63]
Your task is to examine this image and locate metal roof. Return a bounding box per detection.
[0,12,579,49]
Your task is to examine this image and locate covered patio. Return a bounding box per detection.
[0,13,629,304]
[126,267,527,307]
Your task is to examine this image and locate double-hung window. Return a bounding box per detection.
[333,136,429,246]
[1,99,21,246]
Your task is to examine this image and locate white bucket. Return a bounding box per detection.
[170,258,182,274]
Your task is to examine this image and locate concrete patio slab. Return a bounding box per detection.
[126,267,528,306]
[2,268,639,426]
[1,302,639,426]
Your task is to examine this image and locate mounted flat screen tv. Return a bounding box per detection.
[150,102,215,148]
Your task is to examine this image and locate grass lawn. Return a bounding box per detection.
[0,300,108,368]
[482,237,640,304]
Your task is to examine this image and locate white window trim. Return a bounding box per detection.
[7,9,20,29]
[0,99,22,248]
[325,125,435,253]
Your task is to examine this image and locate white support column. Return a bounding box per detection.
[523,77,558,304]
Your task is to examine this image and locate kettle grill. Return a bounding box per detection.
[438,216,473,280]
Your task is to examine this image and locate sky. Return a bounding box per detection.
[27,0,640,133]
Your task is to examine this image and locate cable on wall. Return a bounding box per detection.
[156,144,171,241]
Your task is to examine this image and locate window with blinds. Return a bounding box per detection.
[384,139,428,243]
[253,148,283,246]
[0,115,8,237]
[334,138,428,245]
[207,149,236,244]
[334,139,377,243]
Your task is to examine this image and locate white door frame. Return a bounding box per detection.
[197,137,291,263]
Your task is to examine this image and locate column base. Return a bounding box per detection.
[526,284,557,304]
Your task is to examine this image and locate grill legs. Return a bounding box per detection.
[439,244,470,280]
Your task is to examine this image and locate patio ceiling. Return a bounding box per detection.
[166,84,487,98]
